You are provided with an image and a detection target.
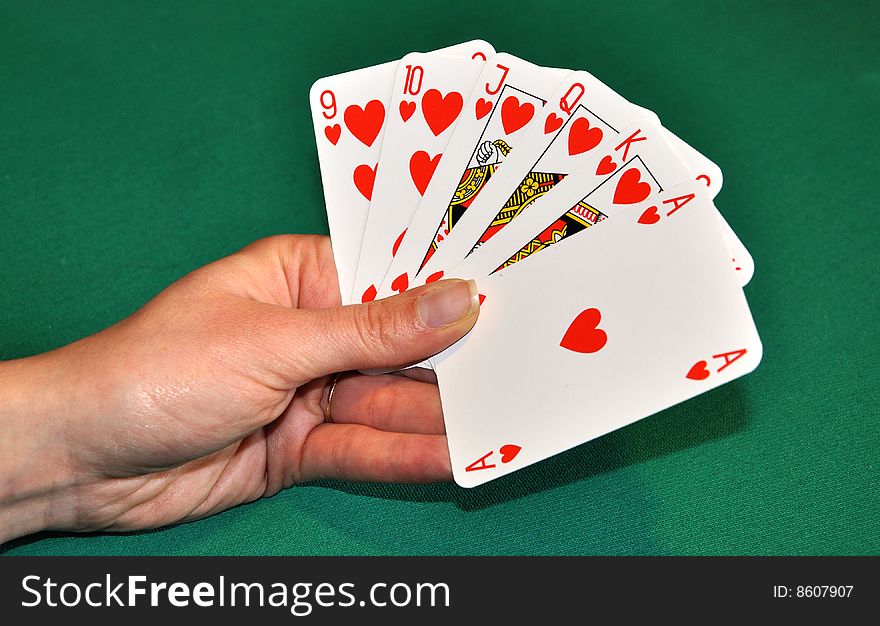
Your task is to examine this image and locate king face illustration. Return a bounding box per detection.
[498,200,607,271]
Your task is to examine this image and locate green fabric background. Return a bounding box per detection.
[1,0,878,556]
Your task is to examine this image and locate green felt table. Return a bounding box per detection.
[1,0,878,556]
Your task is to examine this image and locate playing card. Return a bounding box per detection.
[433,185,762,487]
[607,99,743,280]
[448,120,696,279]
[413,70,659,283]
[407,120,694,372]
[309,40,492,304]
[351,49,494,304]
[664,129,723,195]
[375,54,571,298]
[660,131,746,278]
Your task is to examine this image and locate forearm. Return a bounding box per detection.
[0,353,81,543]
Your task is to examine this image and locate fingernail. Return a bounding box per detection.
[417,279,479,328]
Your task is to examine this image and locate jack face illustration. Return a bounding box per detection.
[419,84,542,269]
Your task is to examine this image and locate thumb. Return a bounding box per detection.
[286,278,480,380]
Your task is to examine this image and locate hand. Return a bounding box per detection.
[475,140,498,165]
[0,235,479,542]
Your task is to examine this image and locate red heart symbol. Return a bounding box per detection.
[596,155,617,176]
[475,98,492,120]
[686,360,711,380]
[409,151,442,195]
[353,164,376,200]
[344,100,385,147]
[500,96,535,135]
[567,117,603,156]
[425,270,444,283]
[392,228,406,257]
[499,444,521,464]
[638,205,660,225]
[391,272,408,294]
[560,308,607,354]
[324,124,341,145]
[544,112,564,134]
[399,100,416,122]
[361,285,377,303]
[613,168,652,205]
[422,89,463,136]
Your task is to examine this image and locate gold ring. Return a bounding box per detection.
[323,372,344,423]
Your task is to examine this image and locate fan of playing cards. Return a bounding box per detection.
[310,41,761,487]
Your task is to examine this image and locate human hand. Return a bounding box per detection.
[0,235,479,541]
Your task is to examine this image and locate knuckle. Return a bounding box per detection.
[242,234,330,260]
[240,234,298,255]
[368,378,403,423]
[351,301,408,354]
[364,380,389,423]
[328,430,350,479]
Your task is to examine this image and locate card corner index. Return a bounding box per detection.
[451,466,483,489]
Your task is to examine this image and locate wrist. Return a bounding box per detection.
[0,351,84,542]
